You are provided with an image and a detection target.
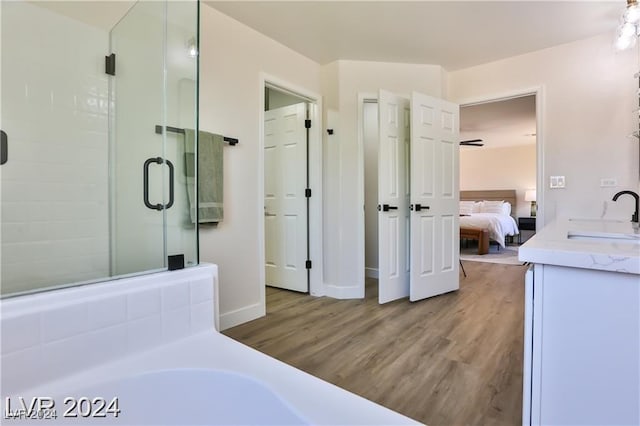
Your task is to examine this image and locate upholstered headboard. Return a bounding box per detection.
[460,189,517,215]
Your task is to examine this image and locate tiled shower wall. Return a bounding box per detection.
[1,2,110,293]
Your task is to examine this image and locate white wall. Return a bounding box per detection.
[320,62,339,293]
[198,5,321,329]
[321,60,445,298]
[449,33,640,224]
[460,144,537,218]
[1,2,110,294]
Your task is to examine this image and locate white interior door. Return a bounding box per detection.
[378,90,410,304]
[264,103,308,292]
[409,91,460,301]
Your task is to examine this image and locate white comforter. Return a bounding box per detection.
[460,213,519,248]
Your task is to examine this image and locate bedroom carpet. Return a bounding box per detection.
[460,244,523,265]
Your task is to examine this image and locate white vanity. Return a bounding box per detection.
[519,219,640,426]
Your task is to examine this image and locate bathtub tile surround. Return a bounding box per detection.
[0,264,218,396]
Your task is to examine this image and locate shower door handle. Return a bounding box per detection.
[165,159,174,210]
[1,130,7,165]
[144,157,163,211]
[143,157,174,211]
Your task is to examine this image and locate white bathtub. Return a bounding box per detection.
[15,369,306,425]
[2,266,418,425]
[87,369,307,425]
[6,332,419,425]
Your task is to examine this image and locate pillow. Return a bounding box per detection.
[459,205,474,215]
[472,202,482,213]
[480,200,505,214]
[459,201,476,215]
[501,201,512,216]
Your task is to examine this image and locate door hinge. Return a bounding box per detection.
[305,119,311,129]
[305,188,312,198]
[105,53,116,76]
[306,260,312,269]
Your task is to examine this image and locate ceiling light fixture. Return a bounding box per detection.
[615,0,640,51]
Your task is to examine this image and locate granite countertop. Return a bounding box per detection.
[519,218,640,274]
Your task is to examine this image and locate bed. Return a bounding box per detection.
[460,190,520,252]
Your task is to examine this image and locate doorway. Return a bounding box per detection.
[363,99,379,289]
[459,93,539,246]
[262,82,323,296]
[363,95,411,302]
[361,91,461,304]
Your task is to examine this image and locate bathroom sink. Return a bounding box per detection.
[567,230,640,245]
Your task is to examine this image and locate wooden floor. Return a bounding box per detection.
[224,261,527,426]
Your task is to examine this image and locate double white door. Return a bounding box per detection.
[378,90,460,303]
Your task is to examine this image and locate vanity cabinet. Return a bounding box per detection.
[523,263,639,426]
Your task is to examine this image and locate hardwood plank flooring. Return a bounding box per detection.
[224,261,527,426]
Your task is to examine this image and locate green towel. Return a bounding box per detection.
[184,129,224,224]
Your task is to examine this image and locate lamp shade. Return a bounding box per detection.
[525,190,537,202]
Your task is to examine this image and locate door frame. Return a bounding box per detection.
[258,73,324,302]
[457,86,545,230]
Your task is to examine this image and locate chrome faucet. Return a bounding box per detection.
[612,190,639,226]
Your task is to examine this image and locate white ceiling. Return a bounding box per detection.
[31,1,135,31]
[207,1,620,71]
[460,95,536,149]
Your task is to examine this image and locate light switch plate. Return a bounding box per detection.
[550,176,566,189]
[600,178,618,187]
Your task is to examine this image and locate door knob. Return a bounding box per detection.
[377,204,398,212]
[410,204,429,212]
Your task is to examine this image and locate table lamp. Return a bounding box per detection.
[525,190,537,217]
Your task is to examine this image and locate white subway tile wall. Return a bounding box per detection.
[0,265,217,396]
[1,2,110,294]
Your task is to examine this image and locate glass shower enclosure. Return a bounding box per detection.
[0,0,199,296]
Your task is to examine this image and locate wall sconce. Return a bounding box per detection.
[615,0,640,50]
[525,189,537,217]
[187,37,198,58]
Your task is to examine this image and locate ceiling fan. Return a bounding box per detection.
[459,139,484,147]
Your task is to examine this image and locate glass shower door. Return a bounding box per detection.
[109,0,199,276]
[0,0,198,297]
[110,2,167,275]
[1,1,113,294]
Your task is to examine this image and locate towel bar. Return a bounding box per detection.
[155,125,238,146]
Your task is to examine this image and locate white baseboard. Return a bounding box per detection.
[325,284,364,299]
[219,302,265,331]
[365,267,379,279]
